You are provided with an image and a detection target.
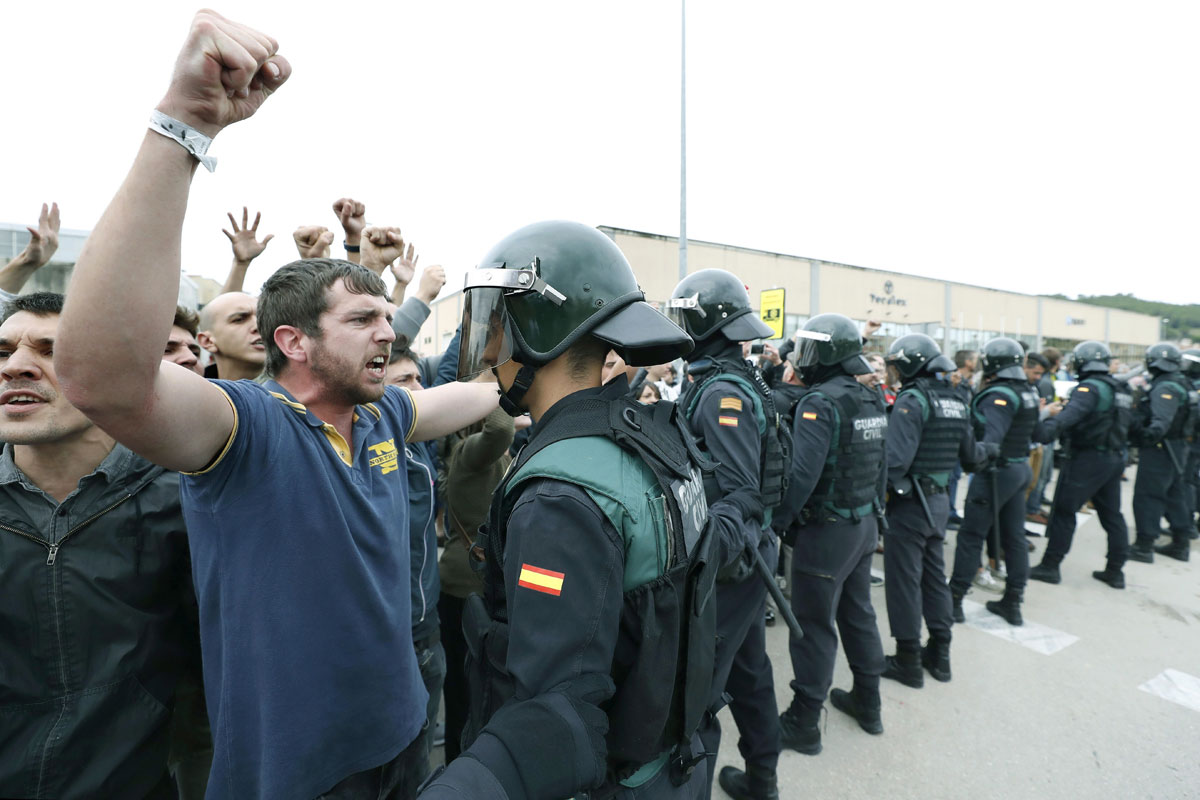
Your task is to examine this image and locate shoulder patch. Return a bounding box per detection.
[718,396,743,411]
[1161,393,1174,400]
[993,398,1008,406]
[899,407,909,413]
[718,415,739,427]
[1076,386,1089,392]
[518,563,564,596]
[802,411,818,420]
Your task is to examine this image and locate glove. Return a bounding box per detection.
[724,488,764,525]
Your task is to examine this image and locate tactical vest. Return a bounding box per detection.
[464,394,718,790]
[972,379,1039,461]
[899,377,970,481]
[1140,374,1191,441]
[802,376,888,520]
[1062,374,1133,453]
[681,358,791,520]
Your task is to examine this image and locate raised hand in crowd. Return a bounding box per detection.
[863,318,883,337]
[293,225,334,259]
[332,197,366,264]
[0,202,60,294]
[221,207,273,293]
[414,264,446,306]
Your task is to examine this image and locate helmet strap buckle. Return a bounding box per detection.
[497,363,539,417]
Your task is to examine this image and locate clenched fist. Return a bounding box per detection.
[293,226,334,259]
[156,10,292,138]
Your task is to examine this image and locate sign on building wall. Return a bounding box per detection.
[760,288,786,339]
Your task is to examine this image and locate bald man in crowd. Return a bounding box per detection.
[197,292,263,380]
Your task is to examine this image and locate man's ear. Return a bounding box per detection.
[273,325,308,365]
[197,331,219,355]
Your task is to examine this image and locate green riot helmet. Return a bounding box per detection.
[1072,340,1112,376]
[665,269,774,344]
[1145,341,1182,373]
[885,333,954,381]
[979,337,1026,380]
[458,221,692,412]
[787,313,871,382]
[1181,348,1200,378]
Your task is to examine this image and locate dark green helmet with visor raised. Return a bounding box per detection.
[786,313,871,382]
[1144,341,1182,373]
[1072,340,1112,376]
[1182,348,1200,379]
[665,269,774,344]
[458,221,692,409]
[885,333,954,381]
[980,337,1026,380]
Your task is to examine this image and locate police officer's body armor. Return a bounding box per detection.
[464,393,718,792]
[1062,374,1133,454]
[896,377,969,487]
[801,375,888,521]
[972,378,1040,462]
[679,356,791,524]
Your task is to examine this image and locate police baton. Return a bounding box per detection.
[910,477,937,531]
[1160,439,1186,477]
[754,547,803,640]
[988,467,1002,566]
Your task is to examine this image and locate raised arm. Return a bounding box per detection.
[0,202,60,295]
[56,10,290,472]
[332,197,366,264]
[221,206,273,293]
[408,382,500,443]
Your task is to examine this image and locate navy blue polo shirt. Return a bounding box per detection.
[180,379,428,800]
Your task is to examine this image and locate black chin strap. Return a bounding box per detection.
[497,364,539,417]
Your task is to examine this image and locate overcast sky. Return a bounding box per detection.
[5,1,1197,304]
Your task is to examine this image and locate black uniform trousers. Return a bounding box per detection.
[788,515,884,709]
[950,461,1032,597]
[1042,449,1128,569]
[1185,444,1200,524]
[884,491,953,642]
[699,537,780,796]
[1132,443,1192,544]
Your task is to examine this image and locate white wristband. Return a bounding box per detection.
[148,110,217,172]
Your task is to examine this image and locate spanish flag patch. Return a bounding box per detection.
[802,411,818,420]
[718,415,739,427]
[993,398,1008,406]
[1161,393,1173,400]
[518,564,565,596]
[1076,387,1089,392]
[719,397,743,411]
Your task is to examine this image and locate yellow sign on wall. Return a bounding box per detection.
[760,288,786,339]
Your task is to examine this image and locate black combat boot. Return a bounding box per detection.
[779,701,822,755]
[1128,538,1155,563]
[1091,566,1126,589]
[718,764,780,800]
[951,592,965,623]
[922,633,952,682]
[829,683,883,735]
[985,588,1023,626]
[881,639,923,688]
[1154,539,1191,562]
[1029,555,1062,584]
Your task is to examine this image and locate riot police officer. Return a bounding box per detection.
[1180,348,1200,539]
[776,314,888,754]
[1028,341,1134,588]
[1130,343,1194,562]
[667,270,785,800]
[948,338,1055,627]
[881,334,995,688]
[448,221,720,799]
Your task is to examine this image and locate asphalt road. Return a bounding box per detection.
[715,466,1200,800]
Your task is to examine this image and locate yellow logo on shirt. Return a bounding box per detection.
[368,438,400,475]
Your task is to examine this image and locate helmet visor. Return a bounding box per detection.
[457,286,514,381]
[791,329,833,368]
[664,294,704,331]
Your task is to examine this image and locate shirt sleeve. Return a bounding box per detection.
[977,390,1017,446]
[502,480,624,704]
[886,391,925,484]
[391,297,430,346]
[1036,381,1098,443]
[690,383,762,565]
[783,393,835,515]
[179,379,267,502]
[1145,382,1183,443]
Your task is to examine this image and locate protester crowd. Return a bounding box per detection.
[1,10,1197,800]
